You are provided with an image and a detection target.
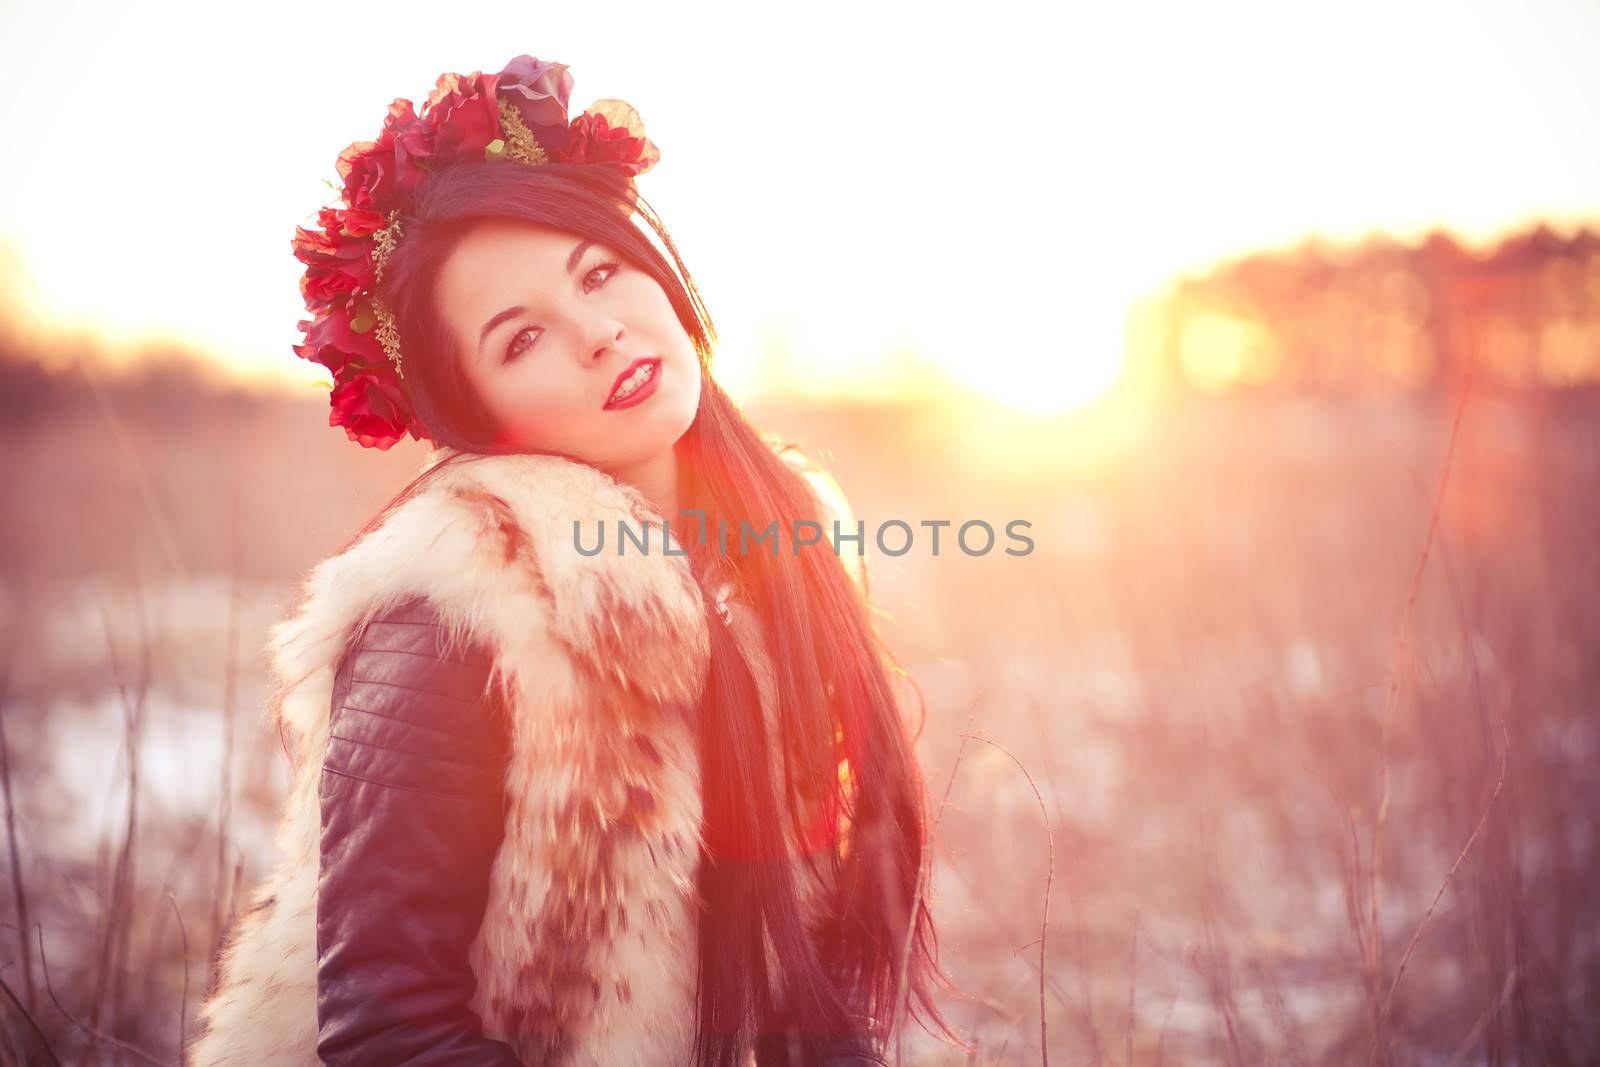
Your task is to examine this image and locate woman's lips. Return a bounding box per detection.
[604,358,662,410]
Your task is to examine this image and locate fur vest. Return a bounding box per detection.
[189,444,849,1066]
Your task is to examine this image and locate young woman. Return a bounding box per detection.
[188,54,955,1067]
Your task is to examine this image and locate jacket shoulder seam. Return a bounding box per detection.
[320,763,482,801]
[336,701,493,743]
[352,643,493,671]
[327,730,493,770]
[346,675,485,705]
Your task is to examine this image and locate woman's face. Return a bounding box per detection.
[435,219,702,472]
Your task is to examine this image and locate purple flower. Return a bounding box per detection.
[495,54,575,155]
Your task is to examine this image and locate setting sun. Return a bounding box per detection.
[937,321,1128,416]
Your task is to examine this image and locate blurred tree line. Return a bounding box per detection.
[1151,222,1600,395]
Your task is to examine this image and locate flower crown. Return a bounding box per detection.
[290,55,660,450]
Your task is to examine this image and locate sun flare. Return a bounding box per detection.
[939,341,1126,415]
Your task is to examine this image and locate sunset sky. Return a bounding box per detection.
[1,0,1596,413]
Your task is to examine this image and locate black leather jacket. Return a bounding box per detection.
[316,594,521,1065]
[315,595,887,1066]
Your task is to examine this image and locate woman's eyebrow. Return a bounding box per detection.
[477,306,526,355]
[476,240,599,355]
[566,238,594,273]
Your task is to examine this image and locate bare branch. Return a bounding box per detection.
[1368,364,1473,1062]
[166,887,190,1054]
[37,924,171,1067]
[894,712,975,1067]
[960,732,1054,1067]
[0,659,37,1019]
[0,965,61,1067]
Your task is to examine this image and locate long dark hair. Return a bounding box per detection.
[373,160,960,1065]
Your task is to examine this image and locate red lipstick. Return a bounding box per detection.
[603,358,662,411]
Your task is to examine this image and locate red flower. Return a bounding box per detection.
[292,307,386,375]
[422,71,502,163]
[558,100,659,176]
[291,227,376,311]
[290,223,340,266]
[301,266,361,308]
[336,99,431,208]
[338,208,388,237]
[329,367,415,450]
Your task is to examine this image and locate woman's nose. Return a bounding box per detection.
[584,319,626,364]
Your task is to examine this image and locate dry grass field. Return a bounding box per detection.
[0,351,1595,1064]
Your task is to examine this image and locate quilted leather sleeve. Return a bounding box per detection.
[315,595,526,1066]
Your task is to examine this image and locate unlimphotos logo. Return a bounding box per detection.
[573,510,1035,558]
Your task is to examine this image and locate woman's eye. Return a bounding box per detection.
[502,262,620,363]
[584,261,621,292]
[504,325,541,364]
